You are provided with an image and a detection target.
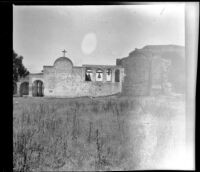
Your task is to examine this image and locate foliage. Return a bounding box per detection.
[13,50,29,90]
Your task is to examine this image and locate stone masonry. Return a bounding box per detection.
[15,52,124,97]
[15,45,182,98]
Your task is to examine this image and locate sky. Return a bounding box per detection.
[13,3,185,73]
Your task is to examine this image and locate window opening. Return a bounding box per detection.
[106,69,112,81]
[85,68,93,81]
[96,69,103,81]
[115,69,120,82]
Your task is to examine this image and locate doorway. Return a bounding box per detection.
[20,82,29,96]
[32,80,44,97]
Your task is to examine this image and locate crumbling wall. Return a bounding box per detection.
[117,48,171,96]
[151,56,171,95]
[43,58,124,97]
[141,45,185,93]
[16,76,29,96]
[29,73,44,96]
[118,52,150,96]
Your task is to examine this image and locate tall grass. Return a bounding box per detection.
[13,96,185,171]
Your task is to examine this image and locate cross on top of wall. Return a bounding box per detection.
[62,49,67,57]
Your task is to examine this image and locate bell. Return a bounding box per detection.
[98,73,101,78]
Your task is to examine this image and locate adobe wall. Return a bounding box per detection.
[137,45,185,93]
[28,73,44,96]
[15,76,30,96]
[15,73,44,97]
[117,49,171,96]
[43,60,124,97]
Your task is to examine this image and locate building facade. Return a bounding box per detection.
[14,54,125,98]
[14,45,177,98]
[117,47,172,96]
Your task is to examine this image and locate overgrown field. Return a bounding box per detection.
[13,95,185,171]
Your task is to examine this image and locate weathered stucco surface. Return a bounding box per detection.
[15,45,184,97]
[117,48,172,96]
[43,57,124,97]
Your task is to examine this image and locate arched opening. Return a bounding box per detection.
[106,69,112,81]
[20,82,29,97]
[115,69,120,82]
[85,68,93,81]
[32,80,44,97]
[13,82,17,95]
[96,68,103,81]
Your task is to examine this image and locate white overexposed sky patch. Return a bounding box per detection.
[13,3,185,73]
[81,33,97,55]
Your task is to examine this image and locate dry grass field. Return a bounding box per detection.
[13,95,185,171]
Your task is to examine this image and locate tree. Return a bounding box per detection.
[13,50,29,93]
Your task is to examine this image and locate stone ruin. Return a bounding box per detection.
[14,45,185,97]
[117,47,172,96]
[14,53,124,98]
